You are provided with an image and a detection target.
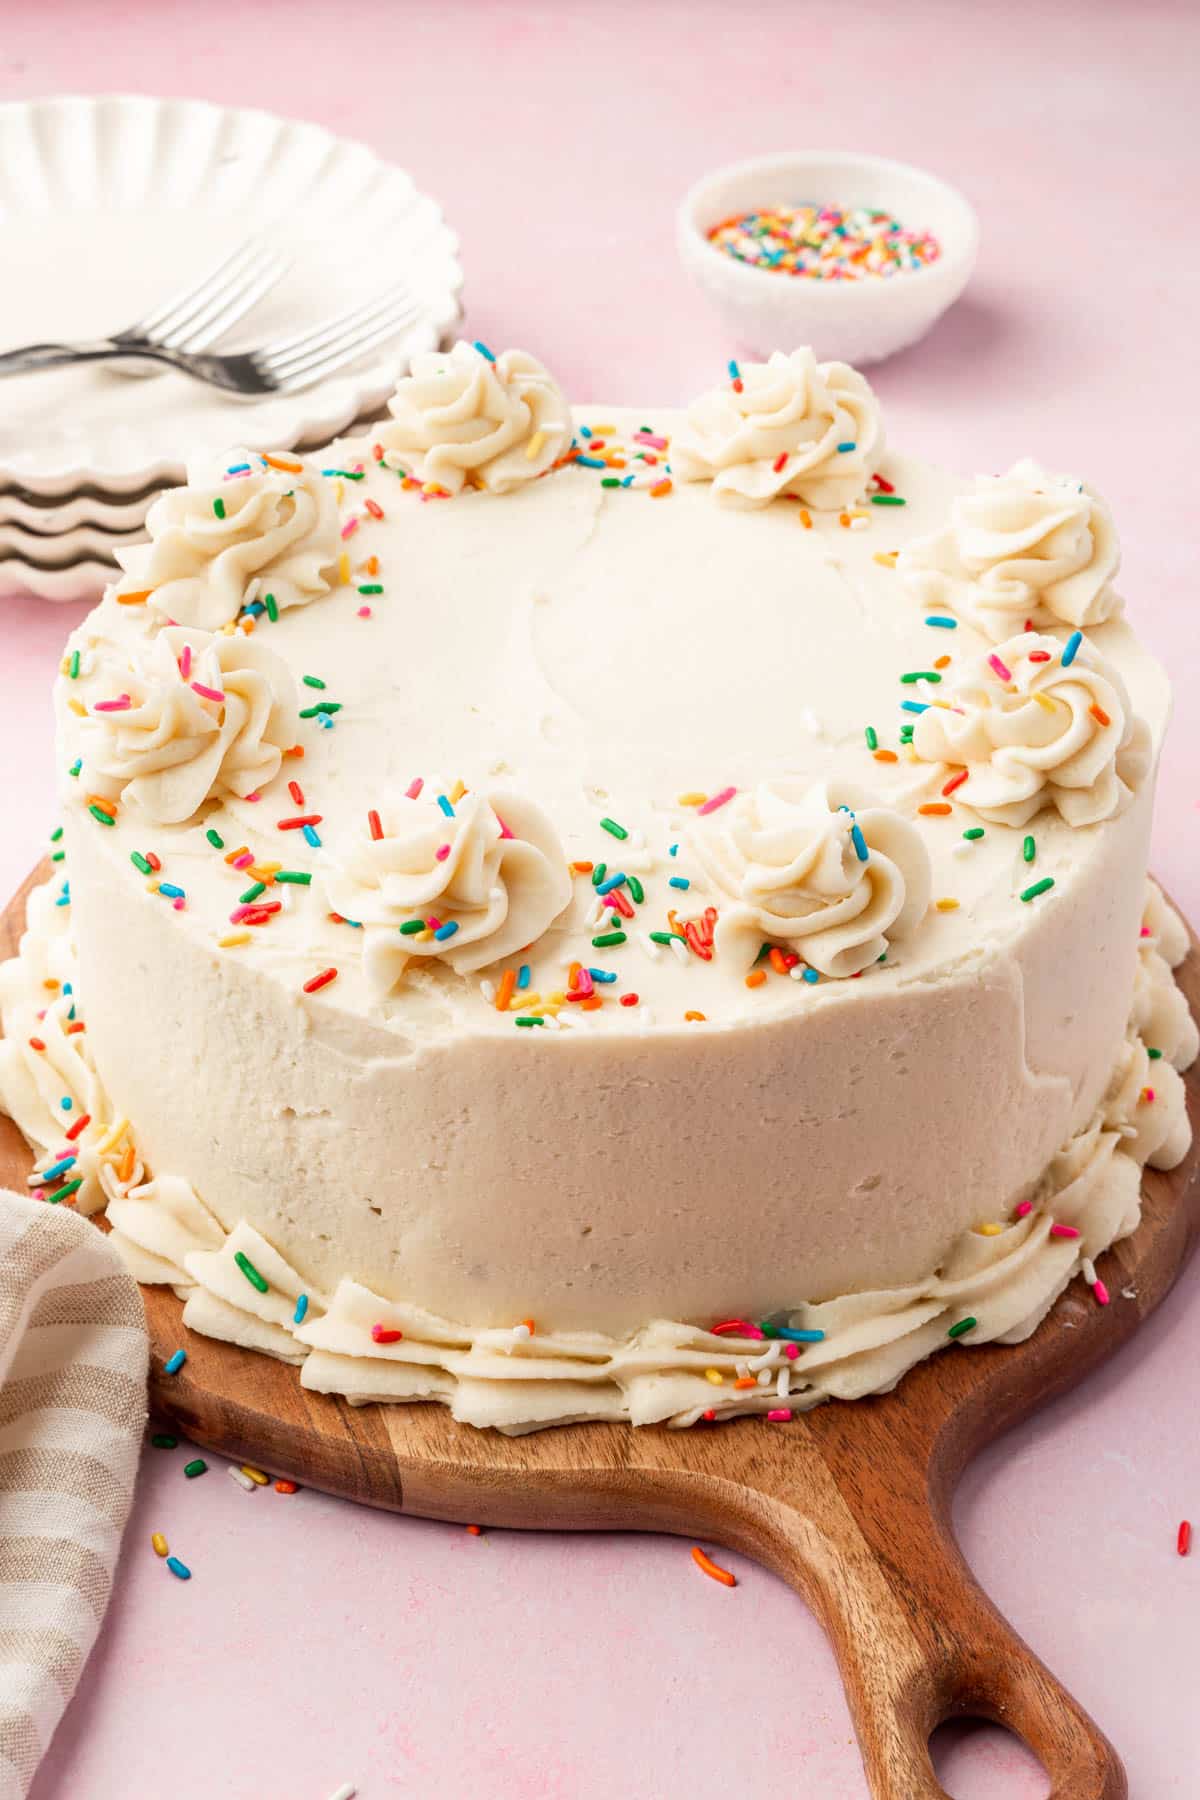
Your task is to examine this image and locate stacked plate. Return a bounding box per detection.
[0,94,464,600]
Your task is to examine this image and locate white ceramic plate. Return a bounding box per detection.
[0,517,144,560]
[0,485,158,532]
[0,94,464,494]
[0,557,118,602]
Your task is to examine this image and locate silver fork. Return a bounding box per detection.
[0,283,419,397]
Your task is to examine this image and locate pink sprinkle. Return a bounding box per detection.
[244,792,261,803]
[634,431,669,450]
[229,904,253,923]
[191,681,225,704]
[494,811,514,840]
[405,777,424,800]
[1015,1201,1033,1219]
[1143,1088,1156,1104]
[426,916,442,931]
[698,786,737,817]
[1093,1278,1110,1306]
[232,852,254,870]
[172,897,186,911]
[341,517,359,540]
[93,695,132,713]
[576,968,595,999]
[179,646,192,680]
[435,844,451,862]
[357,606,372,618]
[1140,925,1151,937]
[766,1409,792,1423]
[783,1342,800,1361]
[1050,1223,1080,1239]
[987,654,1012,683]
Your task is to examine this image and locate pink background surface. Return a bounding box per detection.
[3,2,1199,1794]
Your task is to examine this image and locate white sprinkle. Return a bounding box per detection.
[776,1362,791,1397]
[849,516,869,532]
[227,1465,257,1493]
[668,936,689,966]
[479,978,496,1003]
[1082,1256,1098,1286]
[638,933,663,962]
[789,964,807,980]
[801,707,824,738]
[327,1785,357,1800]
[756,1368,772,1387]
[541,1012,561,1031]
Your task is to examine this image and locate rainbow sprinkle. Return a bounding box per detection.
[707,204,940,279]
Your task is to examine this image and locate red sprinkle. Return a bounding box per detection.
[772,451,788,473]
[365,497,385,520]
[371,1324,403,1344]
[872,472,895,494]
[1028,650,1052,663]
[368,809,383,841]
[941,769,969,796]
[302,968,338,995]
[608,887,635,920]
[146,852,162,872]
[277,814,323,831]
[274,1480,298,1495]
[28,1037,45,1052]
[64,1112,92,1142]
[1179,1520,1192,1557]
[619,992,639,1007]
[288,780,305,806]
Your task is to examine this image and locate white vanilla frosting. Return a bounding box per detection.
[911,630,1151,828]
[113,448,340,630]
[79,625,297,826]
[898,459,1121,642]
[688,780,931,977]
[671,348,883,509]
[1,394,1192,1436]
[321,787,572,1000]
[377,342,570,495]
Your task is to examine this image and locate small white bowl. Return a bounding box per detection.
[678,150,979,367]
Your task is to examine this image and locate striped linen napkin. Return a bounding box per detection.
[0,1191,146,1799]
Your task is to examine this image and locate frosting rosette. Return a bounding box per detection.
[910,630,1150,828]
[688,780,931,977]
[113,448,340,631]
[898,459,1121,642]
[322,787,572,998]
[670,348,884,510]
[80,624,297,825]
[377,342,571,495]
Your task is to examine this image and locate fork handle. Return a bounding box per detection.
[0,339,172,378]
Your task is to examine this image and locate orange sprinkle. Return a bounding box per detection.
[919,803,953,816]
[733,1376,757,1390]
[274,1479,298,1495]
[495,970,517,1013]
[86,795,117,818]
[838,512,851,528]
[581,994,603,1011]
[1089,702,1112,727]
[873,749,898,763]
[118,1142,136,1184]
[650,478,673,498]
[571,860,594,873]
[521,1318,536,1334]
[65,1020,86,1035]
[466,1523,482,1536]
[745,970,767,989]
[365,555,379,576]
[799,508,812,529]
[691,1546,736,1588]
[263,454,303,474]
[684,1010,707,1023]
[116,588,152,605]
[284,745,305,759]
[768,947,790,976]
[933,654,951,670]
[224,847,250,865]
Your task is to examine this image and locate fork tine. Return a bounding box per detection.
[166,250,292,353]
[260,284,413,369]
[132,236,265,341]
[271,296,419,381]
[276,302,422,392]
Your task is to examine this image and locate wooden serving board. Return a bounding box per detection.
[4,864,1198,1799]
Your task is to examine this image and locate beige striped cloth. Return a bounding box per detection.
[0,1190,146,1799]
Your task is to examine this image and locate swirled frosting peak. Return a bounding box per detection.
[113,448,341,631]
[897,459,1122,642]
[322,786,573,999]
[670,348,884,510]
[377,342,571,495]
[81,625,297,825]
[688,780,931,977]
[911,630,1150,828]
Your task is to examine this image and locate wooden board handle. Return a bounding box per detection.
[744,1494,1127,1800]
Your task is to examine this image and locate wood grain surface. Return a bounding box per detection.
[5,860,1197,1799]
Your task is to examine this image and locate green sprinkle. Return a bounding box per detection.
[1020,877,1055,903]
[627,875,645,904]
[601,477,620,488]
[870,494,906,506]
[50,827,63,842]
[239,882,266,904]
[1147,1047,1163,1060]
[150,1434,178,1449]
[47,1178,83,1205]
[183,1458,208,1479]
[399,919,426,935]
[514,1016,545,1027]
[900,671,941,685]
[88,805,115,827]
[599,817,628,840]
[649,930,684,946]
[265,594,279,622]
[864,726,878,750]
[963,827,985,841]
[274,870,312,885]
[130,851,153,876]
[234,1250,269,1294]
[302,675,326,690]
[213,497,226,520]
[206,828,225,850]
[358,583,383,595]
[1022,835,1036,865]
[947,1316,977,1339]
[592,930,627,948]
[591,863,607,888]
[51,851,65,863]
[69,650,80,680]
[69,760,81,778]
[299,702,343,718]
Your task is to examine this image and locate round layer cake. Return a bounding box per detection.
[1,344,1194,1432]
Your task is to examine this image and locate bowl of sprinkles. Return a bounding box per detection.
[679,151,978,365]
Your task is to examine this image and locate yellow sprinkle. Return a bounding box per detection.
[338,551,351,585]
[873,551,898,568]
[151,1533,169,1558]
[704,1368,724,1385]
[448,778,467,804]
[217,931,252,948]
[240,1465,269,1486]
[415,928,435,943]
[547,991,566,1006]
[525,431,546,461]
[336,480,344,505]
[591,422,615,434]
[935,898,960,912]
[68,697,87,716]
[1034,691,1058,714]
[978,1222,1004,1237]
[513,991,541,1010]
[97,1117,130,1155]
[677,791,707,807]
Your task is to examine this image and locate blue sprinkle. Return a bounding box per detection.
[622,475,634,487]
[63,983,72,996]
[316,713,334,730]
[727,359,740,381]
[39,1154,77,1183]
[596,872,626,896]
[775,1326,826,1343]
[669,876,690,890]
[668,844,679,857]
[437,794,455,818]
[1061,629,1083,667]
[836,441,857,453]
[433,920,459,942]
[60,1097,72,1111]
[158,883,185,900]
[901,700,929,714]
[575,454,605,469]
[302,825,322,848]
[924,615,957,629]
[517,964,531,990]
[588,968,618,984]
[850,824,869,863]
[166,1556,191,1581]
[164,1349,186,1376]
[293,1294,309,1325]
[226,462,251,475]
[245,600,266,617]
[580,425,592,439]
[69,759,81,778]
[802,968,820,985]
[473,340,495,362]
